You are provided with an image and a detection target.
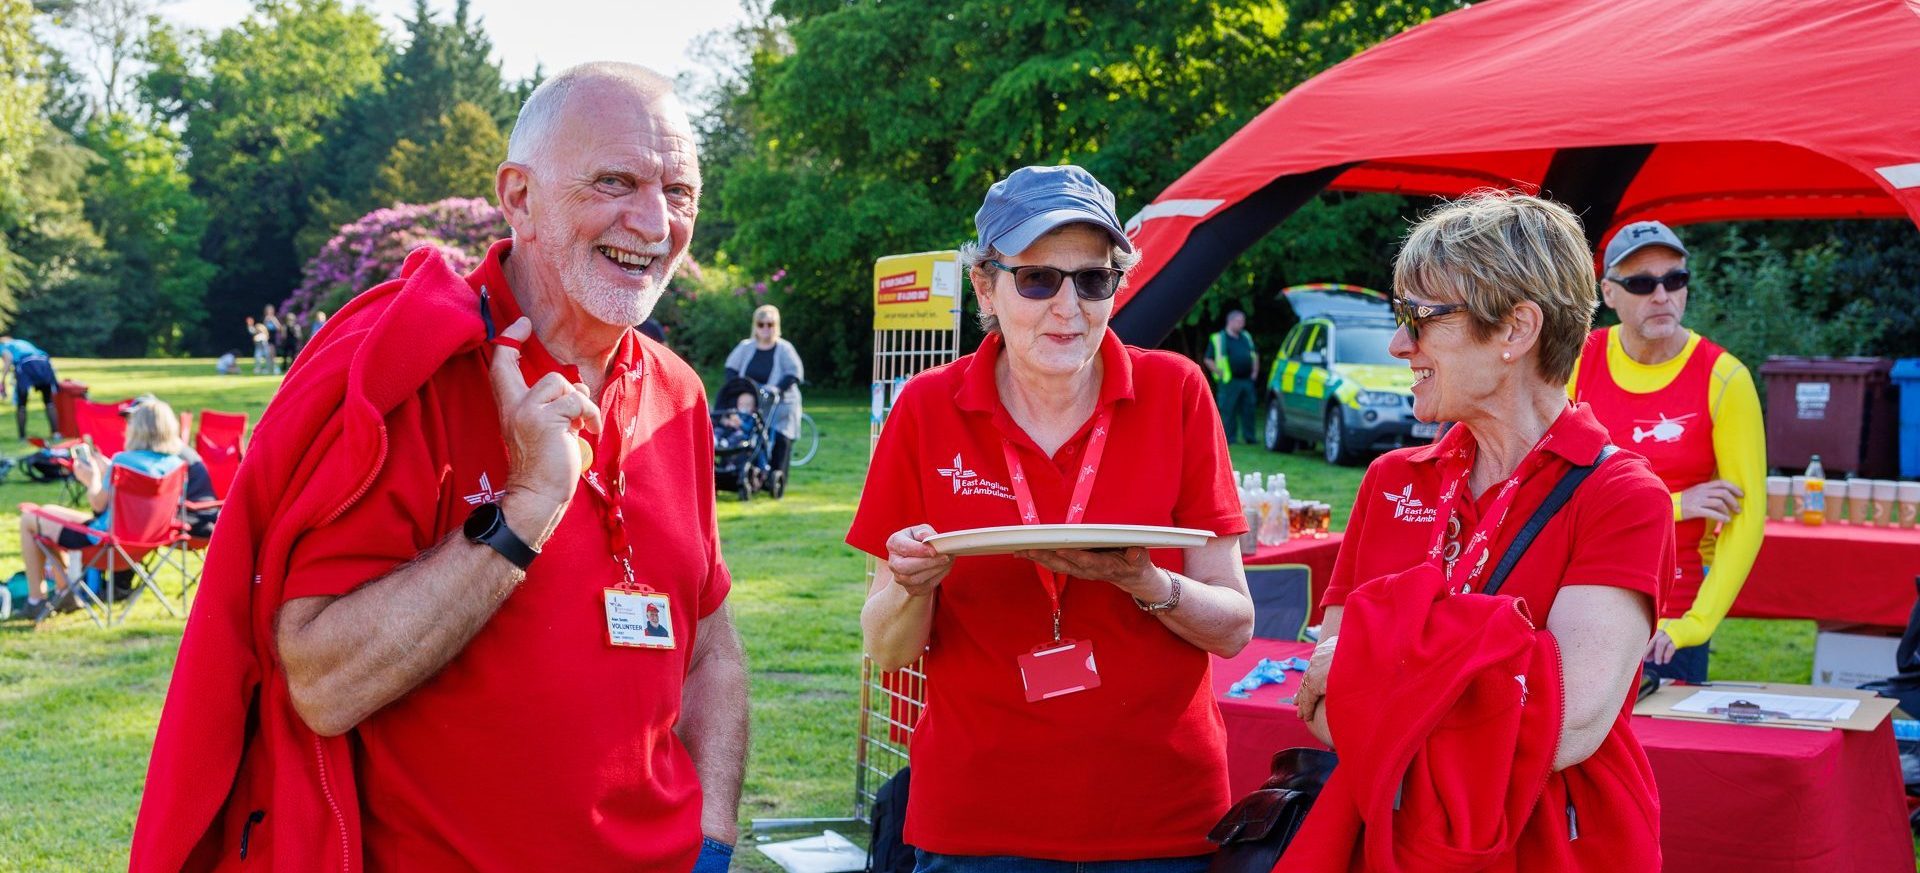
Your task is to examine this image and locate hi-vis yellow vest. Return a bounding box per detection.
[1209,331,1253,385]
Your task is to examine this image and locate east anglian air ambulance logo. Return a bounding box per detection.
[937,454,977,493]
[1383,483,1437,523]
[1632,412,1696,444]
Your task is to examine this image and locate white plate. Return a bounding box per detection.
[923,523,1216,557]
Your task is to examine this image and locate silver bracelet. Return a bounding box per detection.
[1134,568,1181,613]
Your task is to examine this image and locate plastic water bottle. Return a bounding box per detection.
[1802,454,1826,526]
[1258,475,1291,546]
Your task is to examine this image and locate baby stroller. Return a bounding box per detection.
[712,376,777,501]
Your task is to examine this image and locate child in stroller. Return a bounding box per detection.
[712,377,777,501]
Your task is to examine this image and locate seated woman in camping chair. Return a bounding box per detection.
[15,396,217,622]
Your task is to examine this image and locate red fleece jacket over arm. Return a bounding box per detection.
[130,247,493,872]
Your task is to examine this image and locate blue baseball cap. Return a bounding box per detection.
[973,165,1133,256]
[1603,221,1688,272]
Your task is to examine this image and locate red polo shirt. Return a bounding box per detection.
[282,240,731,871]
[1322,403,1670,620]
[1321,404,1670,868]
[846,329,1247,861]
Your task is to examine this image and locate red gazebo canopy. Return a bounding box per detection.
[1112,0,1920,344]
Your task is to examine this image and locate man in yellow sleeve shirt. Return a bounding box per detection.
[1570,220,1766,684]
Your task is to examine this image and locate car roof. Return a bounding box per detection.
[1280,284,1391,322]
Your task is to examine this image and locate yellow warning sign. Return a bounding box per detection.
[873,250,962,331]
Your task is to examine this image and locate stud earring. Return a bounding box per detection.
[1501,352,1512,362]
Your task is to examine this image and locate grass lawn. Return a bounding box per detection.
[0,358,1840,871]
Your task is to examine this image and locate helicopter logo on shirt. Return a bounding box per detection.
[462,471,507,505]
[936,453,1014,500]
[1631,412,1696,444]
[1383,483,1437,523]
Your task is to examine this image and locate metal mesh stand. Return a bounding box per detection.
[852,315,962,824]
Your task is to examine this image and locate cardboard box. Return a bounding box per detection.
[1812,627,1903,688]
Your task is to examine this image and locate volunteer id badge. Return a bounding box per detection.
[1016,638,1100,702]
[604,588,676,649]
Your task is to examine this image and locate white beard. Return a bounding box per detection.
[558,249,677,326]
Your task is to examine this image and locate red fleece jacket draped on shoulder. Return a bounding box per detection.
[1277,563,1565,872]
[131,247,492,872]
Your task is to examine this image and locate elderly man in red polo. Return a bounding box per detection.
[132,63,748,872]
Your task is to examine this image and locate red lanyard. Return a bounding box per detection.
[999,408,1113,640]
[577,364,646,591]
[1424,418,1561,593]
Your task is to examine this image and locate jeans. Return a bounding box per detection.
[1644,638,1710,684]
[1216,378,1257,444]
[914,849,1211,873]
[691,837,735,873]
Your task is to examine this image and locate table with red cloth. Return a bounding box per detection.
[1245,534,1343,624]
[1730,520,1920,628]
[1212,639,1912,872]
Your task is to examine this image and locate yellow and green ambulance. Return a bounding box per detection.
[1263,284,1439,465]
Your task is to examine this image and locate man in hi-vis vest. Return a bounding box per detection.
[1570,220,1766,684]
[1203,309,1258,444]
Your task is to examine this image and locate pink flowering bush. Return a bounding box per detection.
[287,197,507,316]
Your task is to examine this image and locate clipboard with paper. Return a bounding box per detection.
[1633,680,1896,731]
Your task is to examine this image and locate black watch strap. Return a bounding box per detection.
[465,502,538,570]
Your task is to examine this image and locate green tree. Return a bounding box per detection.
[371,100,504,206]
[297,0,517,258]
[706,0,1452,384]
[0,0,47,295]
[6,121,120,354]
[154,0,389,350]
[79,113,216,354]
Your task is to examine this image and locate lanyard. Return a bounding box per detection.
[575,360,647,591]
[1424,423,1560,593]
[999,408,1113,640]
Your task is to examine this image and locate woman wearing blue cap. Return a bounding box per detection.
[848,166,1255,870]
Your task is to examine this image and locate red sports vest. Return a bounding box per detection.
[1574,328,1721,617]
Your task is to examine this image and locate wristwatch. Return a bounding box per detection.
[464,502,539,570]
[1134,568,1182,614]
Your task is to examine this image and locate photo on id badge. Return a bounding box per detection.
[605,589,675,649]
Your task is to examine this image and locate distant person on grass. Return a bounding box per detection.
[0,335,57,439]
[245,316,271,374]
[1203,309,1259,444]
[15,396,216,622]
[262,304,287,375]
[723,304,803,497]
[133,62,746,873]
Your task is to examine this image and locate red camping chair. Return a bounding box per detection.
[194,410,248,500]
[24,464,191,627]
[73,399,129,457]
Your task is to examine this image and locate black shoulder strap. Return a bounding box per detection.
[1482,444,1619,597]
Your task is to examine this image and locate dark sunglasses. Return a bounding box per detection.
[986,259,1124,301]
[1390,297,1468,342]
[1606,269,1689,296]
[755,321,775,327]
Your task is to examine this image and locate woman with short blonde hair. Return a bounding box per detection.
[1288,190,1666,868]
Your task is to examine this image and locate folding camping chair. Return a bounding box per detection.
[1246,564,1314,642]
[24,464,191,627]
[72,398,129,457]
[193,410,249,500]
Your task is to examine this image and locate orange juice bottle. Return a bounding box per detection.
[1801,455,1826,526]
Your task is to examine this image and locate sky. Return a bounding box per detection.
[53,0,752,103]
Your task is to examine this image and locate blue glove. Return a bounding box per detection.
[1227,658,1302,698]
[692,837,735,873]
